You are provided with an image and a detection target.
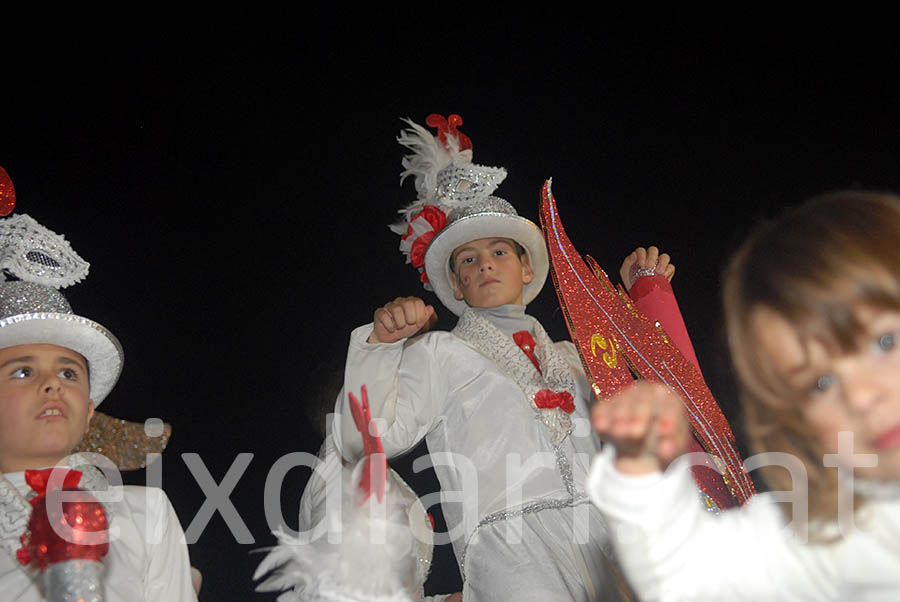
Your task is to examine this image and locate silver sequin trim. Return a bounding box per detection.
[459,490,589,579]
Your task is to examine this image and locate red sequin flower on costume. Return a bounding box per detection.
[534,389,575,414]
[401,205,447,283]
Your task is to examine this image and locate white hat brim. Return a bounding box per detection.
[0,313,123,406]
[424,213,549,316]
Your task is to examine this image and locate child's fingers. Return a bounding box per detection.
[633,247,647,266]
[655,252,670,273]
[618,252,637,287]
[653,388,690,464]
[654,253,675,281]
[401,298,423,326]
[375,307,396,333]
[424,305,437,327]
[388,302,410,330]
[609,385,656,441]
[663,263,675,281]
[643,246,659,269]
[591,400,612,433]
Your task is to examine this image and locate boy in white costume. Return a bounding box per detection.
[332,116,673,601]
[0,169,197,601]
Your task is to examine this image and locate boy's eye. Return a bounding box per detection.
[494,248,506,256]
[58,368,78,380]
[461,257,474,264]
[11,367,31,379]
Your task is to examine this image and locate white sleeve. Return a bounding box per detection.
[587,448,837,602]
[333,323,446,462]
[143,488,199,602]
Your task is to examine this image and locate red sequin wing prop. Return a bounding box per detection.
[348,385,387,503]
[540,180,755,505]
[0,166,16,216]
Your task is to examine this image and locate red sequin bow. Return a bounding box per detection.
[425,114,473,152]
[534,389,575,414]
[24,468,83,506]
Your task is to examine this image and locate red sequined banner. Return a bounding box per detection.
[540,180,755,505]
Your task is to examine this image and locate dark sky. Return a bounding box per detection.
[2,16,900,600]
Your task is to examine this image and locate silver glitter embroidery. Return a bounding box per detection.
[556,445,577,498]
[458,493,589,579]
[452,309,576,446]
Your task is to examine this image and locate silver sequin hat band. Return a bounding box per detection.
[0,281,123,405]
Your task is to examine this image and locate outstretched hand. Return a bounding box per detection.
[592,381,690,475]
[619,246,675,291]
[368,296,437,344]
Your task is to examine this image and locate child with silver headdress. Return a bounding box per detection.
[0,167,198,601]
[331,116,676,601]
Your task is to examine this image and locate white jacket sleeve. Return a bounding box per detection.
[333,323,446,462]
[587,448,837,602]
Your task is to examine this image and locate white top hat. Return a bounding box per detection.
[391,115,548,315]
[0,211,123,405]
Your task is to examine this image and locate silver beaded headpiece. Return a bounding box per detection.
[0,177,122,404]
[0,214,90,288]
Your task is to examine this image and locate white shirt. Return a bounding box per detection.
[588,448,900,601]
[0,472,197,602]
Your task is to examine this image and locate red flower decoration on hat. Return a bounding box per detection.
[402,205,447,273]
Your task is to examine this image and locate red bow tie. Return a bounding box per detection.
[24,468,83,506]
[513,330,541,374]
[17,468,83,565]
[534,389,575,414]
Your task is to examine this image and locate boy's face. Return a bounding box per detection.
[0,343,94,473]
[451,238,534,309]
[755,307,900,481]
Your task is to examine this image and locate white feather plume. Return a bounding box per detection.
[254,464,420,602]
[391,118,473,235]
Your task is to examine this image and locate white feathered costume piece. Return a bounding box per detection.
[391,118,472,228]
[255,387,432,602]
